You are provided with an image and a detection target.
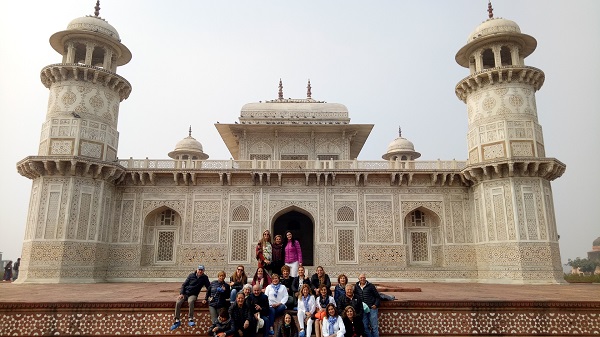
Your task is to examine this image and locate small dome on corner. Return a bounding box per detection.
[382,130,421,161]
[67,15,121,41]
[168,130,209,160]
[467,17,521,42]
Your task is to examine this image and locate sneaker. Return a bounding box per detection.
[170,321,181,331]
[188,320,196,327]
[299,330,306,337]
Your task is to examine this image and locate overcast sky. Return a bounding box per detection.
[1,1,598,269]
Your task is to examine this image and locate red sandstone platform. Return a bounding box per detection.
[1,281,599,302]
[1,281,599,336]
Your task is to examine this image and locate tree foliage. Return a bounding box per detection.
[566,257,598,273]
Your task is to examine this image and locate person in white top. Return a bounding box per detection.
[265,274,287,335]
[314,284,336,337]
[297,284,316,337]
[321,303,345,337]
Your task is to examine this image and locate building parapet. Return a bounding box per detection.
[117,158,467,171]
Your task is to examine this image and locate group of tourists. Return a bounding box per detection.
[2,258,20,282]
[169,229,380,337]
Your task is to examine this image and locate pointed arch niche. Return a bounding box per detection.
[142,206,181,266]
[404,207,441,266]
[272,207,315,266]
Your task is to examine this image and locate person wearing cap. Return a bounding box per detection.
[170,265,211,331]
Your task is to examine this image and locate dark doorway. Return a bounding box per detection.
[273,210,314,266]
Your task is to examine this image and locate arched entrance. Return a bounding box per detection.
[273,210,314,266]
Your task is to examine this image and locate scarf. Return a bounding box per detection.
[327,315,337,335]
[302,295,310,311]
[319,295,328,308]
[273,283,281,297]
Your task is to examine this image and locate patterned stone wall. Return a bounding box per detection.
[1,301,597,336]
[41,81,121,160]
[242,132,349,160]
[19,172,561,283]
[465,83,542,163]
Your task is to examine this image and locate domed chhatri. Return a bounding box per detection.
[168,127,209,160]
[382,127,421,161]
[49,1,132,67]
[455,2,536,69]
[593,237,600,250]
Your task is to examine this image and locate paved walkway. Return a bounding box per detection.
[1,281,599,303]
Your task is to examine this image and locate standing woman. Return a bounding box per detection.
[2,261,12,282]
[208,271,231,324]
[257,230,273,273]
[229,265,248,303]
[297,284,316,337]
[321,303,346,337]
[271,235,285,277]
[342,306,364,337]
[284,231,302,277]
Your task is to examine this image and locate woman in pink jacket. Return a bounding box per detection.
[284,231,302,277]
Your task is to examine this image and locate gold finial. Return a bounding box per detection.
[94,0,101,17]
[188,126,192,137]
[307,79,312,99]
[398,126,402,138]
[487,1,494,19]
[278,79,284,100]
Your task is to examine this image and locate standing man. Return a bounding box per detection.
[12,258,20,281]
[354,273,380,337]
[170,265,211,331]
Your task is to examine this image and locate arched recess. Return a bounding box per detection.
[271,206,315,266]
[482,48,495,69]
[142,206,181,266]
[403,207,441,266]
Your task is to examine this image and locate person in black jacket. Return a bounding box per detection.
[336,284,363,319]
[230,292,257,337]
[170,265,211,331]
[208,308,236,337]
[342,306,364,337]
[354,274,380,337]
[291,266,312,298]
[310,266,331,296]
[208,271,232,324]
[246,284,271,337]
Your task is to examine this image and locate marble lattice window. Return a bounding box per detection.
[156,230,175,263]
[231,206,250,222]
[337,228,357,263]
[411,210,426,226]
[317,155,339,161]
[409,231,430,264]
[160,209,176,226]
[250,154,271,160]
[337,206,355,222]
[230,228,248,262]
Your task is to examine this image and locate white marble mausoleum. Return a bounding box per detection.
[15,4,566,284]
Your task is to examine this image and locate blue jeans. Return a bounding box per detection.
[230,288,239,303]
[269,305,286,330]
[362,307,379,337]
[260,315,271,337]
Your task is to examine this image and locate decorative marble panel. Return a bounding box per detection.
[364,200,393,243]
[49,139,74,155]
[192,201,221,243]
